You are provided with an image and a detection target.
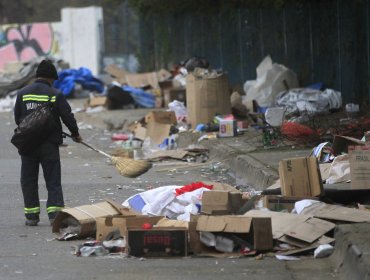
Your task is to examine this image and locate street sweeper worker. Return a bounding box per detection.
[14,59,82,226]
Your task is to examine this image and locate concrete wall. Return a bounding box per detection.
[61,6,103,75]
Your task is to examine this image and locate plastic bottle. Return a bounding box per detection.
[199,232,216,247]
[215,236,234,253]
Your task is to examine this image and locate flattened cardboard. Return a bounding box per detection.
[277,235,335,256]
[105,64,171,89]
[244,210,310,240]
[52,201,121,237]
[283,218,335,243]
[278,234,335,249]
[302,203,370,223]
[186,73,231,128]
[349,145,370,189]
[279,157,323,197]
[147,150,188,160]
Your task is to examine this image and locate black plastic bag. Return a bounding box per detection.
[11,102,57,154]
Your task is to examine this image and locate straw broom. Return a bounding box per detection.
[63,133,151,178]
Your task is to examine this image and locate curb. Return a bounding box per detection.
[203,140,279,190]
[330,223,370,280]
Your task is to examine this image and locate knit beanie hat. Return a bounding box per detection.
[36,60,59,80]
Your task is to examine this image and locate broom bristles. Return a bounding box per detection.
[111,156,152,178]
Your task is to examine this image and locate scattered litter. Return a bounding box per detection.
[314,244,334,258]
[276,255,300,261]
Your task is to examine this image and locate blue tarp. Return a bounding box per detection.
[54,67,104,96]
[122,85,155,108]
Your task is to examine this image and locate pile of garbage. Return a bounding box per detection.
[51,167,370,259]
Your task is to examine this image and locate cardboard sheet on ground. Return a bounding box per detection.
[298,202,370,223]
[283,217,335,243]
[244,210,309,239]
[277,236,335,256]
[278,235,335,249]
[147,149,188,160]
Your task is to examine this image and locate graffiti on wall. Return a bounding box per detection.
[0,23,60,70]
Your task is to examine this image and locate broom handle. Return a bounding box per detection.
[62,132,112,159]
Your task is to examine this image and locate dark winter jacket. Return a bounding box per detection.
[14,79,79,146]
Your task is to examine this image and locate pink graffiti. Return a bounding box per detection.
[0,23,53,70]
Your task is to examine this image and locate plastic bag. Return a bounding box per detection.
[11,101,57,154]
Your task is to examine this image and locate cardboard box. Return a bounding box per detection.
[196,215,273,251]
[262,195,318,212]
[279,157,323,197]
[52,201,124,238]
[145,111,177,124]
[127,228,188,257]
[201,191,243,215]
[332,135,366,156]
[145,111,177,145]
[349,145,370,189]
[96,216,163,241]
[163,88,186,107]
[218,120,237,138]
[87,96,107,108]
[186,73,231,128]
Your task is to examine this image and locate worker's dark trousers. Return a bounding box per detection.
[20,142,64,221]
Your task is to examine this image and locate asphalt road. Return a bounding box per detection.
[0,104,339,280]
